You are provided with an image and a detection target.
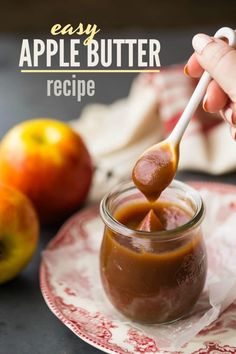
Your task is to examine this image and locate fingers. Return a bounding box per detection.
[185,32,236,139]
[203,80,228,113]
[220,101,236,125]
[220,102,236,139]
[185,53,203,78]
[185,57,229,113]
[192,34,236,102]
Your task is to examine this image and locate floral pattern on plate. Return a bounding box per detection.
[40,182,236,354]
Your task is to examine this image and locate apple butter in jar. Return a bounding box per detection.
[100,180,206,324]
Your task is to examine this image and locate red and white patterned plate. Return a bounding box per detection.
[40,182,236,354]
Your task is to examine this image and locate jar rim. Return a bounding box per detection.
[100,179,205,242]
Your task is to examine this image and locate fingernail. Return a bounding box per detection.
[224,107,233,124]
[202,94,209,112]
[184,64,189,76]
[192,34,213,54]
[230,126,236,140]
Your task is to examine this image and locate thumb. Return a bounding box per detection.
[192,33,236,102]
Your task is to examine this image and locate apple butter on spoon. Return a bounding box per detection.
[132,141,178,202]
[133,26,236,202]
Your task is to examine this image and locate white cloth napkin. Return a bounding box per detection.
[70,65,236,201]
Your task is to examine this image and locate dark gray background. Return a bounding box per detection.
[0,28,236,354]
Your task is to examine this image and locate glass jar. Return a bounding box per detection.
[100,180,207,324]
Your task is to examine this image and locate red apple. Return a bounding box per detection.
[0,183,39,284]
[0,119,93,223]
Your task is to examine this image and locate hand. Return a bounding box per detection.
[185,32,236,139]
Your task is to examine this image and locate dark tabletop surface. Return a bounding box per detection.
[0,27,236,354]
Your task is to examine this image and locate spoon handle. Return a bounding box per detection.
[168,27,236,146]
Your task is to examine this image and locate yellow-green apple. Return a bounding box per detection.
[0,119,93,223]
[0,183,39,284]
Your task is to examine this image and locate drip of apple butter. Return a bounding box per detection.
[137,209,165,231]
[114,201,190,231]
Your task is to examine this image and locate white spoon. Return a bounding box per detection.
[132,27,236,201]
